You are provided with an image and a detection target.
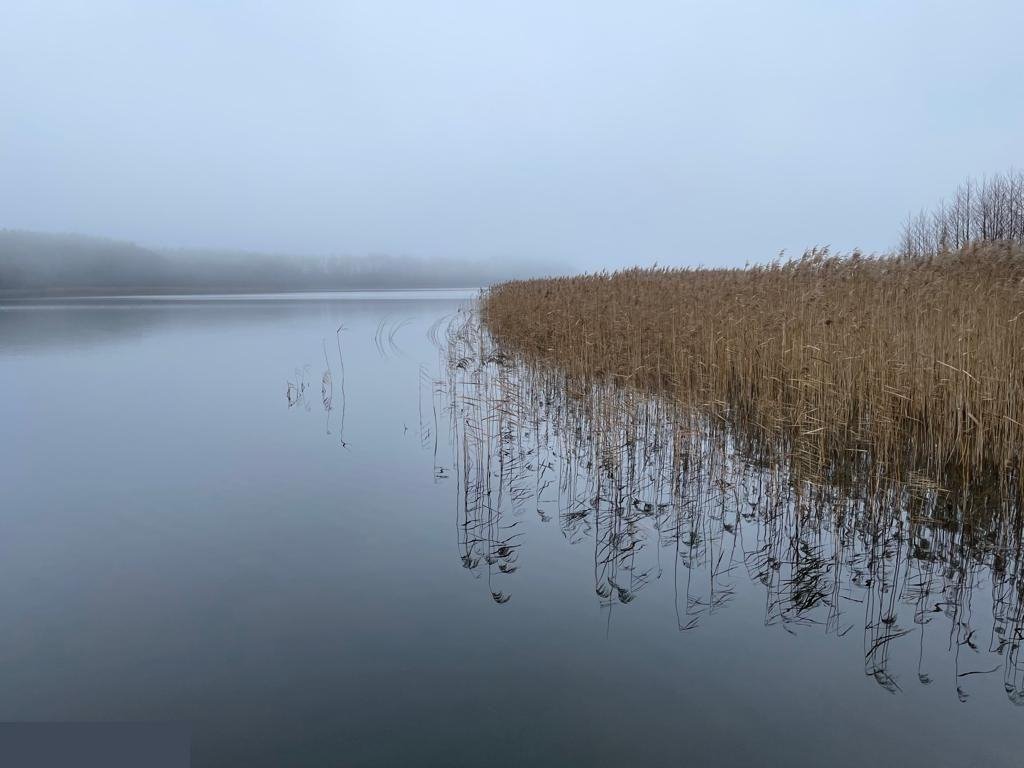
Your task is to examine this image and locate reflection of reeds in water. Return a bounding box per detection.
[320,336,346,445]
[289,329,349,447]
[433,309,1024,703]
[286,364,312,410]
[440,312,524,603]
[374,316,414,359]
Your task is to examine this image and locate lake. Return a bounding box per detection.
[1,292,1021,766]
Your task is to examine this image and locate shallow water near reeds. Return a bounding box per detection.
[1,292,1022,766]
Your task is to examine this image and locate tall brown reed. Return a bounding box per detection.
[482,243,1024,497]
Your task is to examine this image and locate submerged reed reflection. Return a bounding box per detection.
[430,309,1024,704]
[286,307,1024,704]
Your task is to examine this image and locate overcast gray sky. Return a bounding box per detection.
[2,1,1021,268]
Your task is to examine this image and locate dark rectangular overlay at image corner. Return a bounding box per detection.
[0,723,191,767]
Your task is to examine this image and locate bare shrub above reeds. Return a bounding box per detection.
[901,169,1024,257]
[482,243,1024,496]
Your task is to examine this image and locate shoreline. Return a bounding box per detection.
[0,286,481,302]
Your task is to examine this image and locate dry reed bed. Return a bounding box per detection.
[482,243,1024,497]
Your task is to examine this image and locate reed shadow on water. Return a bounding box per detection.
[288,298,1024,707]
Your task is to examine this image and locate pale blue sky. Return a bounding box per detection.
[2,1,1021,267]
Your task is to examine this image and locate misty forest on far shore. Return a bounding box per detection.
[0,229,553,296]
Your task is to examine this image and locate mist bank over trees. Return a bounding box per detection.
[0,229,559,296]
[900,169,1024,257]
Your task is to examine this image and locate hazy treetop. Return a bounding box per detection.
[0,229,544,294]
[2,1,1022,268]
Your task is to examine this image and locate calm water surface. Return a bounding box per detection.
[1,292,1021,766]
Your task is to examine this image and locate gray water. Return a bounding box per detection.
[1,292,1021,767]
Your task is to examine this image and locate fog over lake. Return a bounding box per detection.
[3,2,1022,267]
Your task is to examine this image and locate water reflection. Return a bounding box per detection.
[288,326,351,447]
[296,308,1024,705]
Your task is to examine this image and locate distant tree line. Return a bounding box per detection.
[0,230,553,295]
[900,169,1024,257]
